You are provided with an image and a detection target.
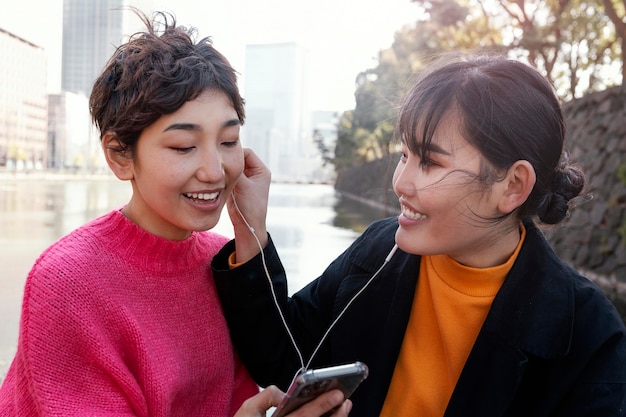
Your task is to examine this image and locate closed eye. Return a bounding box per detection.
[221,139,240,148]
[420,157,439,168]
[171,147,195,154]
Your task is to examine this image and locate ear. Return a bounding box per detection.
[497,160,536,215]
[101,132,134,181]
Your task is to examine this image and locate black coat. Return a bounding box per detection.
[213,217,626,416]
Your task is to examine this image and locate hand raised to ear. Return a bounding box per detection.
[227,148,271,263]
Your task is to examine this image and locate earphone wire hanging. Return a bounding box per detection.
[231,193,398,373]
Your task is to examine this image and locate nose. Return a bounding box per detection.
[195,145,224,183]
[393,158,420,197]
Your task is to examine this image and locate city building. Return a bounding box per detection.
[0,28,48,170]
[48,92,101,170]
[61,0,155,96]
[49,0,155,170]
[243,42,320,181]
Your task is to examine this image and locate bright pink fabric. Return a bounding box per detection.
[0,209,258,416]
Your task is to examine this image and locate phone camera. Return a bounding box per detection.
[298,379,333,398]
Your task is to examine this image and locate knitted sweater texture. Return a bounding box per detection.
[0,209,259,416]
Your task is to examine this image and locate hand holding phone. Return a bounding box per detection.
[271,362,368,417]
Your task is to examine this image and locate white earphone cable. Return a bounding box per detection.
[303,243,397,369]
[231,194,306,371]
[230,193,397,373]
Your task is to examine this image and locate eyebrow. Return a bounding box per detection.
[163,118,241,132]
[425,143,451,156]
[400,136,451,156]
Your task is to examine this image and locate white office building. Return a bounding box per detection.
[243,42,323,181]
[61,0,155,96]
[54,0,154,170]
[0,28,48,170]
[48,92,102,170]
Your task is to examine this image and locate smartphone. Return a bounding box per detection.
[270,361,369,417]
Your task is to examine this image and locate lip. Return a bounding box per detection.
[183,190,220,200]
[398,199,428,224]
[183,189,223,211]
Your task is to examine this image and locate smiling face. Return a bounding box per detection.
[105,89,244,241]
[392,110,523,268]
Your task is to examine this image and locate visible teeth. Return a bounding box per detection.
[402,206,427,220]
[185,192,219,201]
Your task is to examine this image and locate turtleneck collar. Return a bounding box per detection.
[85,209,212,275]
[426,224,526,297]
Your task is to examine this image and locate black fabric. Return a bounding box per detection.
[213,217,626,417]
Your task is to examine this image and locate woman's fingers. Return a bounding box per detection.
[233,386,351,417]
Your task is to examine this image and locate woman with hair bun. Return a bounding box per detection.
[213,53,626,416]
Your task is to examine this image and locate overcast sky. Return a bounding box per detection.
[0,0,420,111]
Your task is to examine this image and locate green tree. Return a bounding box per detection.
[492,0,621,98]
[333,111,359,172]
[413,0,621,98]
[333,0,622,176]
[336,0,505,171]
[312,128,333,167]
[551,0,620,97]
[601,0,626,80]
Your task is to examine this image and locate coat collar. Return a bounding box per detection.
[349,217,577,358]
[446,220,579,416]
[481,220,576,358]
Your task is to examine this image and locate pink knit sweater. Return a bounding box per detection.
[0,209,259,416]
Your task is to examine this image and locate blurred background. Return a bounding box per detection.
[1,0,625,381]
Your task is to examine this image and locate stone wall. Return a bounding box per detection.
[541,85,626,300]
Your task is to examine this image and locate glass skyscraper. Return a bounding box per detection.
[61,0,154,96]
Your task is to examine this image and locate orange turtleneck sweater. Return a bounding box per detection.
[380,225,526,417]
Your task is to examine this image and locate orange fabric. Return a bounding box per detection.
[380,225,526,417]
[228,251,243,268]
